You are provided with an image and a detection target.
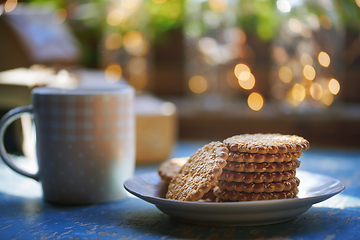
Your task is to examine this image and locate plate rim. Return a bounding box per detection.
[124,170,345,208]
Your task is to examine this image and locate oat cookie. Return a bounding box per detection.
[166,141,229,201]
[217,177,300,193]
[228,151,302,163]
[224,133,309,154]
[223,159,301,173]
[157,157,189,183]
[218,170,296,183]
[214,186,299,201]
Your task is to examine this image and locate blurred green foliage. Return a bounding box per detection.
[21,0,360,66]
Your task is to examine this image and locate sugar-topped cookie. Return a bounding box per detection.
[166,142,229,201]
[224,133,309,154]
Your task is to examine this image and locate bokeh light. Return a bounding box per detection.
[247,92,264,111]
[310,82,323,100]
[291,83,306,102]
[105,33,122,50]
[208,0,228,13]
[303,65,316,80]
[123,31,148,56]
[300,53,313,66]
[189,75,208,94]
[318,51,330,67]
[104,64,122,83]
[107,10,123,26]
[238,71,251,81]
[279,66,292,83]
[320,15,332,29]
[234,63,250,79]
[301,26,312,38]
[277,0,291,13]
[288,18,302,34]
[160,102,176,116]
[4,0,17,13]
[198,37,217,55]
[226,28,246,45]
[238,73,255,90]
[328,78,340,95]
[322,90,334,106]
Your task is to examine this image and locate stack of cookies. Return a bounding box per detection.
[214,133,308,201]
[160,133,309,202]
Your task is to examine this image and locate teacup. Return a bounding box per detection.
[0,85,135,204]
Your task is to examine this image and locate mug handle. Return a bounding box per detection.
[0,105,39,181]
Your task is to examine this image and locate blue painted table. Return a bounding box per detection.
[0,141,359,240]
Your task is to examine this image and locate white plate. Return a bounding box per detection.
[124,170,345,226]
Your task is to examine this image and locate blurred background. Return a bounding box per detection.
[0,0,360,163]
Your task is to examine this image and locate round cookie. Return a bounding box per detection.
[223,159,301,173]
[228,151,302,163]
[218,170,296,183]
[214,186,299,201]
[157,157,189,183]
[166,141,229,201]
[217,177,300,193]
[224,133,310,154]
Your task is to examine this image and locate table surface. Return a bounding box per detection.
[0,141,359,240]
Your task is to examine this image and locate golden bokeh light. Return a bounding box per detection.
[107,10,123,26]
[152,0,168,4]
[303,65,316,80]
[189,75,208,94]
[124,31,142,47]
[300,53,313,66]
[322,90,334,106]
[247,92,264,111]
[104,64,122,83]
[105,33,122,50]
[320,15,332,30]
[238,71,251,81]
[291,83,306,102]
[123,31,148,56]
[234,63,250,79]
[310,82,323,100]
[238,73,255,90]
[4,0,17,13]
[328,78,340,95]
[208,0,228,13]
[279,66,292,83]
[318,51,330,67]
[356,0,360,8]
[53,8,67,24]
[288,18,302,34]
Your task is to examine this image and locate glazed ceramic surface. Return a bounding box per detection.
[124,170,345,226]
[0,86,135,204]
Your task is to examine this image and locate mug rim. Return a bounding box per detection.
[32,85,133,95]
